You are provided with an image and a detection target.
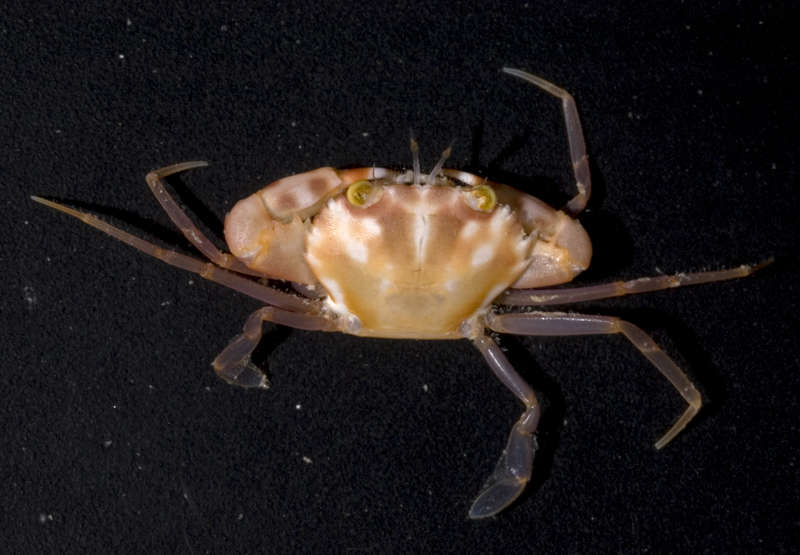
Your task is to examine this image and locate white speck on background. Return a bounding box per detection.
[23,286,36,309]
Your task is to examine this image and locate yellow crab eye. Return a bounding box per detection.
[463,184,497,212]
[346,180,382,208]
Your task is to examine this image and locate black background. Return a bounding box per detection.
[3,2,799,553]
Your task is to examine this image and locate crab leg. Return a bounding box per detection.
[30,196,309,312]
[503,68,591,216]
[213,306,338,388]
[470,333,541,519]
[486,311,701,450]
[145,161,264,276]
[500,259,772,306]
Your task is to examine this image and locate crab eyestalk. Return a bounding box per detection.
[463,184,497,212]
[346,180,383,208]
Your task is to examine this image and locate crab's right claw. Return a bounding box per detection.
[468,421,536,519]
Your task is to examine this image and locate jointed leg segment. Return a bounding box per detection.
[486,311,701,449]
[213,306,338,388]
[470,333,541,519]
[501,260,772,306]
[31,193,341,390]
[503,68,591,216]
[29,196,309,312]
[145,161,265,277]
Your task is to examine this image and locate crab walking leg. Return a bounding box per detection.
[503,68,591,216]
[213,306,338,388]
[30,196,309,312]
[145,161,264,277]
[486,312,701,449]
[500,259,773,306]
[470,334,541,519]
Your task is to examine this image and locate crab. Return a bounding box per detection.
[32,68,769,519]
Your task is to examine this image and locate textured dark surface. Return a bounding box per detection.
[3,2,799,553]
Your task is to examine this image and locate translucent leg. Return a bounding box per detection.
[145,161,264,276]
[486,311,701,449]
[503,68,591,216]
[470,334,541,519]
[500,259,772,306]
[30,196,309,312]
[213,306,338,388]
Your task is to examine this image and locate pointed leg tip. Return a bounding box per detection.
[31,195,63,212]
[30,195,56,208]
[183,160,210,170]
[654,435,672,450]
[753,256,775,272]
[147,160,210,181]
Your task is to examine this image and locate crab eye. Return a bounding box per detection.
[463,184,497,212]
[346,180,382,208]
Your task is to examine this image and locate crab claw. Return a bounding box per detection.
[469,420,537,519]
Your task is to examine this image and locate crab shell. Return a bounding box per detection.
[224,167,591,339]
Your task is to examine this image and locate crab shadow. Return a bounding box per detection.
[249,323,293,380]
[167,173,227,241]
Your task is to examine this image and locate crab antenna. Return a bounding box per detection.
[409,131,421,185]
[425,143,453,184]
